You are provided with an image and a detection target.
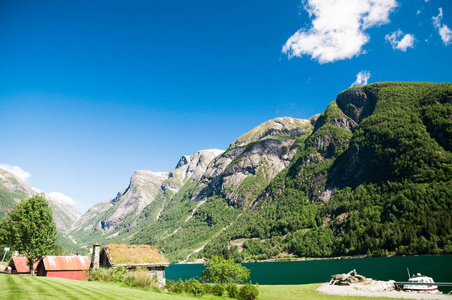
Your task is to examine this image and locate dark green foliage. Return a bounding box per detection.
[184,278,204,296]
[0,194,57,275]
[130,178,241,262]
[326,181,452,256]
[201,82,452,260]
[130,82,452,262]
[165,279,185,293]
[226,283,239,298]
[110,267,129,283]
[212,283,225,296]
[201,256,250,284]
[201,282,213,294]
[238,283,259,300]
[286,227,335,257]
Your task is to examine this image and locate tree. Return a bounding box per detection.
[0,194,56,275]
[200,255,250,284]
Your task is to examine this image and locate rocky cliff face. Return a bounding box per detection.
[191,117,314,207]
[72,170,169,234]
[71,149,223,241]
[336,85,378,125]
[163,149,224,194]
[0,168,81,232]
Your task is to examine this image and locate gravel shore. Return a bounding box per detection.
[317,281,452,299]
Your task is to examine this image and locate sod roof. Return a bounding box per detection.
[103,244,169,266]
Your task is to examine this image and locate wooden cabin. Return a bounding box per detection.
[37,256,90,280]
[7,257,39,275]
[91,243,169,284]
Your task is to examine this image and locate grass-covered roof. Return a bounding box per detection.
[103,244,169,266]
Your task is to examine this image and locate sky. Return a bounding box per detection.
[1,0,451,213]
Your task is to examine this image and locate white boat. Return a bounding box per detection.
[403,273,439,293]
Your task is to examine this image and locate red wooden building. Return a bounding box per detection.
[7,257,39,274]
[37,256,90,280]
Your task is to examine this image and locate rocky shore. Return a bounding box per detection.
[317,269,451,299]
[317,282,451,299]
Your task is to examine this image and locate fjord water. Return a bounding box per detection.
[167,255,452,287]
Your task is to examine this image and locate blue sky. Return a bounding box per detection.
[1,0,451,213]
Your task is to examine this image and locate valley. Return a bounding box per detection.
[1,82,451,263]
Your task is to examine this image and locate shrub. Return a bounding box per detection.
[123,268,159,290]
[165,280,175,292]
[226,282,239,298]
[109,266,128,283]
[166,279,185,293]
[87,267,110,282]
[201,256,250,284]
[86,267,128,283]
[201,282,213,294]
[184,278,204,296]
[239,283,259,300]
[212,283,225,296]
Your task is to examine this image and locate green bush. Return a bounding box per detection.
[87,268,110,282]
[109,266,128,282]
[166,279,185,293]
[184,278,204,296]
[201,255,250,284]
[226,283,239,298]
[86,267,128,283]
[239,283,259,300]
[165,280,175,292]
[212,283,225,296]
[201,282,213,294]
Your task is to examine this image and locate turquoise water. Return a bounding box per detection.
[167,255,452,291]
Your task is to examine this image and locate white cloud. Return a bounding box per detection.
[48,192,76,205]
[385,30,416,51]
[0,164,31,181]
[351,71,371,87]
[433,8,452,45]
[282,0,398,63]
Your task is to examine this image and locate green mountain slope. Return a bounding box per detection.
[130,117,314,262]
[200,82,452,260]
[130,82,451,262]
[68,149,224,249]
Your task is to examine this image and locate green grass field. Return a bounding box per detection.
[0,273,398,300]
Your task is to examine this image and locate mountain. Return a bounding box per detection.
[191,117,315,207]
[6,82,450,262]
[69,149,224,246]
[129,116,316,261]
[128,82,452,262]
[72,170,169,236]
[0,167,81,247]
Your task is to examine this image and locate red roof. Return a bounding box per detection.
[41,256,90,271]
[8,257,39,273]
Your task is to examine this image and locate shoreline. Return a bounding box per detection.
[178,253,449,265]
[317,282,452,299]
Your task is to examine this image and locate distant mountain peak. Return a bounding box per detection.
[228,117,312,149]
[0,167,81,233]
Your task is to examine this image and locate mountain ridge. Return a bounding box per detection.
[1,81,451,262]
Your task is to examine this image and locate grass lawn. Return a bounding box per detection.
[0,273,396,300]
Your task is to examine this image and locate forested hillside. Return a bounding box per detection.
[130,82,452,262]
